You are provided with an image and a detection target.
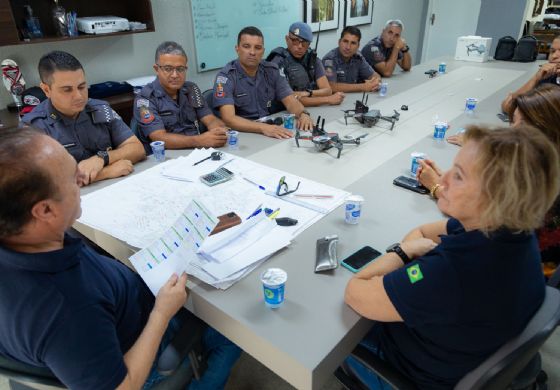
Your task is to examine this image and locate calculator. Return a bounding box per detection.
[199,167,234,186]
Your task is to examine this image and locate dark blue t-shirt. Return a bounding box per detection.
[378,218,545,389]
[0,236,154,390]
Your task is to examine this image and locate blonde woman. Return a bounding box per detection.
[343,125,560,389]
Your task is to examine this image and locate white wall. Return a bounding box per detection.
[476,0,528,53]
[421,0,482,62]
[0,0,427,108]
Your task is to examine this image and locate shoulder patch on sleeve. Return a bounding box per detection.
[139,106,155,124]
[136,98,150,108]
[216,76,228,84]
[215,83,225,98]
[407,264,424,284]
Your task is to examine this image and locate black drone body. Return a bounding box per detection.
[424,69,438,78]
[342,93,400,130]
[294,116,367,159]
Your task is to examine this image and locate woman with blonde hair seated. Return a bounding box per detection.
[344,125,560,389]
[418,84,560,276]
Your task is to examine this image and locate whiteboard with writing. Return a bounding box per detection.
[190,0,301,72]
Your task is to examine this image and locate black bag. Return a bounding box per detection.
[512,35,538,62]
[494,36,517,61]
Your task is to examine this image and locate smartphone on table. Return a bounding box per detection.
[341,246,382,273]
[393,176,429,195]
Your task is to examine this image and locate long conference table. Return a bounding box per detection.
[75,57,542,389]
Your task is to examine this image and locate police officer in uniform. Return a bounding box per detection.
[213,26,313,139]
[134,41,227,151]
[501,35,560,114]
[23,51,145,186]
[322,26,381,93]
[267,22,345,107]
[361,19,412,77]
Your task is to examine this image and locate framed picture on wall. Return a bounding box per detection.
[344,0,374,27]
[304,0,340,32]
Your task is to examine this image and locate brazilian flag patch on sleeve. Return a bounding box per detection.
[407,264,424,284]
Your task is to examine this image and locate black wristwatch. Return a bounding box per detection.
[96,150,110,167]
[306,88,313,97]
[401,45,410,53]
[386,243,411,264]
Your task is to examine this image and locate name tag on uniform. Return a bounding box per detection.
[236,93,248,98]
[63,143,76,148]
[160,111,173,116]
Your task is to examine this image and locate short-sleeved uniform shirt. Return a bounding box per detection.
[268,47,326,91]
[0,236,154,389]
[212,59,293,120]
[133,78,212,145]
[22,98,133,163]
[361,36,403,68]
[375,218,545,389]
[322,48,375,84]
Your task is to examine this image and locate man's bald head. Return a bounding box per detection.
[0,128,60,239]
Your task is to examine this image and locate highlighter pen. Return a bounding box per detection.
[268,208,280,219]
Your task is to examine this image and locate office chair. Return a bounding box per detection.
[548,265,560,289]
[129,117,153,156]
[0,309,207,390]
[335,286,560,390]
[202,88,220,117]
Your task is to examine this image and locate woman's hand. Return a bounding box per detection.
[447,133,464,146]
[416,159,443,190]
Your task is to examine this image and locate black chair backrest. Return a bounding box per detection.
[202,88,220,118]
[456,286,560,390]
[0,354,64,388]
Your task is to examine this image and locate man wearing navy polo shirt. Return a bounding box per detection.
[0,127,240,389]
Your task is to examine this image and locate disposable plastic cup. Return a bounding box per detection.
[345,195,365,224]
[261,268,287,309]
[150,141,165,162]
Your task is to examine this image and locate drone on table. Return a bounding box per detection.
[295,116,368,159]
[425,69,438,78]
[342,93,400,130]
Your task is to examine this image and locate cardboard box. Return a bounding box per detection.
[455,36,493,62]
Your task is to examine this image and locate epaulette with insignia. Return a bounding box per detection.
[91,105,115,124]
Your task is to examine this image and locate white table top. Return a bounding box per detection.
[76,57,542,390]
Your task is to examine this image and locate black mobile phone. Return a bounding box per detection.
[393,176,429,195]
[341,246,382,273]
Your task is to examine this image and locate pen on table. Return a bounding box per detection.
[243,177,266,191]
[246,203,263,220]
[268,208,280,219]
[293,194,334,199]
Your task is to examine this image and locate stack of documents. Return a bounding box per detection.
[78,148,351,289]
